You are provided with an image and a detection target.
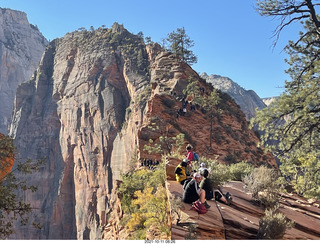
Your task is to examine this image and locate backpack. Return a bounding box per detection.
[191,200,207,214]
[192,152,199,161]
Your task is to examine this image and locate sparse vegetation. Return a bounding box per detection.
[118,157,169,240]
[243,166,282,208]
[257,207,294,240]
[135,84,152,107]
[229,161,254,181]
[143,122,185,157]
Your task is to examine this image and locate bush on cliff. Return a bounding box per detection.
[119,158,169,240]
[243,166,282,208]
[257,207,294,239]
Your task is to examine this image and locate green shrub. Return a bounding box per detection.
[229,161,254,181]
[196,158,231,188]
[119,160,169,239]
[257,207,294,239]
[243,166,281,208]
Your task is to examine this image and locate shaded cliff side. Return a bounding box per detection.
[0,8,48,134]
[9,23,277,240]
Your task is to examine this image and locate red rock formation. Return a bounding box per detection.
[168,179,320,240]
[140,93,277,168]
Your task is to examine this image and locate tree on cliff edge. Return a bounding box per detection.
[252,0,320,199]
[166,27,198,65]
[0,134,43,239]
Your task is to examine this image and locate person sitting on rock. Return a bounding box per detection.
[175,159,189,185]
[199,168,232,206]
[214,188,232,205]
[182,172,210,209]
[199,162,208,172]
[199,168,214,201]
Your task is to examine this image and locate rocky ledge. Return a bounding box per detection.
[167,162,320,240]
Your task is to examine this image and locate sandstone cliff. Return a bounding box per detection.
[167,178,320,240]
[9,23,149,239]
[8,23,277,240]
[201,73,267,120]
[0,8,48,134]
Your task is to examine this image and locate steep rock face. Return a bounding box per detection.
[0,8,48,134]
[201,73,267,120]
[9,24,149,239]
[8,23,277,240]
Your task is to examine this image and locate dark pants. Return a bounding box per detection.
[205,191,214,200]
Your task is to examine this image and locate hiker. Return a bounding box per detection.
[199,162,207,172]
[186,144,193,161]
[186,144,199,162]
[199,168,232,205]
[182,172,210,209]
[199,168,214,200]
[174,159,189,185]
[214,188,232,205]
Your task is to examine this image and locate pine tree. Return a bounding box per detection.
[0,134,44,239]
[166,27,197,65]
[252,0,320,199]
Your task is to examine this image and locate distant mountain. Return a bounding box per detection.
[262,96,278,106]
[201,73,267,120]
[0,8,48,134]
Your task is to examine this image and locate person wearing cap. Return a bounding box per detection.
[174,159,189,185]
[199,162,207,172]
[182,172,210,209]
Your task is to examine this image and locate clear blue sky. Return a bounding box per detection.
[1,0,302,98]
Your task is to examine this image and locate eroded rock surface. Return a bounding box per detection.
[168,173,320,240]
[0,8,47,134]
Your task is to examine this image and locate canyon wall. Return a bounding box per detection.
[0,8,47,134]
[9,23,149,239]
[8,23,277,240]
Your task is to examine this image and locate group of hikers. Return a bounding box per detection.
[175,144,232,212]
[141,159,160,170]
[170,92,197,119]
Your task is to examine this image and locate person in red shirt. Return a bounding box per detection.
[186,144,194,162]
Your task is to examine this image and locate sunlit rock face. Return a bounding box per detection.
[201,73,267,120]
[0,8,47,134]
[8,22,278,240]
[9,23,149,239]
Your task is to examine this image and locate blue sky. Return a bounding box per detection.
[1,0,302,98]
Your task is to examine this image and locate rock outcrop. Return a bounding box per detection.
[167,169,320,240]
[9,23,149,239]
[262,96,278,106]
[201,73,267,120]
[8,23,277,240]
[0,8,48,134]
